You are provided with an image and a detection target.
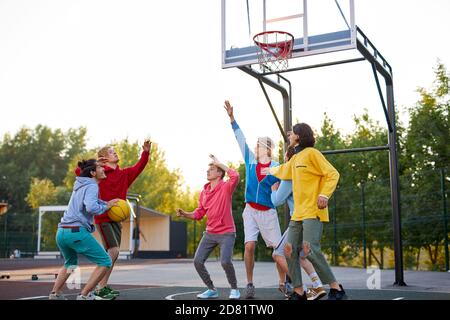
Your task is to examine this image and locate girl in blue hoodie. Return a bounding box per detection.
[49,159,119,300]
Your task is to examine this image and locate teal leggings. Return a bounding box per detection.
[56,227,112,268]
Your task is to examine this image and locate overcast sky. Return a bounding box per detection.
[1,0,449,190]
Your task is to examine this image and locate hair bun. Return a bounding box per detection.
[77,160,91,170]
[77,159,98,177]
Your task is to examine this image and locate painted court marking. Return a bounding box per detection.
[16,286,160,300]
[18,296,49,300]
[165,291,201,300]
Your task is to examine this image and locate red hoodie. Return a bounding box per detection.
[75,150,150,224]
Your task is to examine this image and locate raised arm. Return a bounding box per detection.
[210,154,240,193]
[124,139,151,186]
[224,100,255,164]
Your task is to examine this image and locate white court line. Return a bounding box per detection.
[393,297,405,300]
[17,296,49,300]
[17,286,158,300]
[165,291,201,300]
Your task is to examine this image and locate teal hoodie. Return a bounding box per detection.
[231,120,280,209]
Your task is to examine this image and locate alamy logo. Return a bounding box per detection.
[366,266,381,290]
[66,266,81,290]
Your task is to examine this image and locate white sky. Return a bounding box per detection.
[1,0,449,190]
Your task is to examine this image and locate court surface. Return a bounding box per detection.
[1,258,449,300]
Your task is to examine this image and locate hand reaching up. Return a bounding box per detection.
[143,139,152,152]
[224,100,235,122]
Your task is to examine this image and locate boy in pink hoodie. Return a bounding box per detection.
[177,155,240,300]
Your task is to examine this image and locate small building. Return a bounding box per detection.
[36,204,187,260]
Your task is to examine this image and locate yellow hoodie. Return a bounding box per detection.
[269,147,340,222]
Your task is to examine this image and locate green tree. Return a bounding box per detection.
[112,139,185,216]
[25,178,70,252]
[402,61,450,270]
[231,163,247,259]
[315,111,396,268]
[0,125,88,246]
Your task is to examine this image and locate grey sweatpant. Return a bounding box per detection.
[193,232,238,290]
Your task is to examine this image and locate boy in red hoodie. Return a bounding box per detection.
[177,155,240,300]
[76,140,151,299]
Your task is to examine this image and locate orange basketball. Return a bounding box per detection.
[107,199,130,222]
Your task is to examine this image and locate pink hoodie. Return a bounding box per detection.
[193,168,240,234]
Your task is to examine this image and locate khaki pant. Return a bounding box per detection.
[287,219,336,288]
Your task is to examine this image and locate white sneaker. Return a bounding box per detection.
[48,292,67,300]
[229,289,240,300]
[76,293,97,300]
[196,289,219,299]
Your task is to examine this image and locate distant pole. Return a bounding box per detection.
[127,194,142,259]
[135,202,140,258]
[193,221,197,252]
[361,182,367,269]
[441,168,449,272]
[332,192,338,265]
[3,214,8,258]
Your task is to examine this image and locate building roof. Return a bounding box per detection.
[139,206,169,219]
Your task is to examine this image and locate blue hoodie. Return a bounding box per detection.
[270,145,304,216]
[231,120,280,209]
[58,177,108,233]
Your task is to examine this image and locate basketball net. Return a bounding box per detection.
[253,31,294,72]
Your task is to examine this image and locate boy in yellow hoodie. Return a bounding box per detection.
[264,123,348,300]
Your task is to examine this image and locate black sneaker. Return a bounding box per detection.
[327,284,348,300]
[245,283,255,299]
[288,291,307,301]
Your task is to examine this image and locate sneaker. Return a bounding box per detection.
[327,284,348,300]
[76,293,97,300]
[278,283,287,296]
[278,282,293,298]
[288,291,307,301]
[229,289,240,300]
[245,283,255,299]
[285,282,294,297]
[93,287,116,300]
[48,292,67,300]
[306,287,327,300]
[196,289,219,299]
[104,285,120,297]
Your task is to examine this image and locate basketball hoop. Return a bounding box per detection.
[253,30,294,72]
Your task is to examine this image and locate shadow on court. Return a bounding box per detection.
[118,286,450,300]
[2,282,449,300]
[1,259,450,300]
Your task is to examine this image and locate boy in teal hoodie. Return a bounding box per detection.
[49,159,119,300]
